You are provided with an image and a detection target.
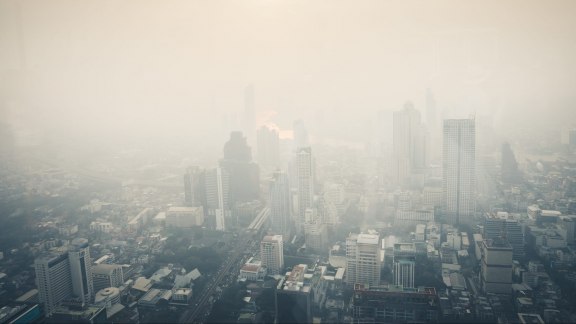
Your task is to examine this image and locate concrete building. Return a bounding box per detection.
[34,253,73,316]
[296,147,314,231]
[275,264,312,323]
[260,235,284,275]
[257,125,280,168]
[352,284,440,323]
[269,171,292,239]
[68,238,93,305]
[346,233,381,286]
[480,238,513,294]
[443,119,476,225]
[205,167,230,231]
[91,264,124,293]
[393,257,415,288]
[165,206,204,228]
[484,212,525,260]
[392,102,426,188]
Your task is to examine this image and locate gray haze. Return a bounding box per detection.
[1,0,576,154]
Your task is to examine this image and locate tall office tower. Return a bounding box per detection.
[68,238,93,305]
[392,102,426,188]
[244,84,256,145]
[483,212,525,261]
[220,131,260,204]
[34,238,95,316]
[269,171,292,238]
[296,147,314,231]
[393,257,415,288]
[346,233,381,286]
[205,167,230,231]
[443,119,476,225]
[501,142,521,184]
[35,253,73,316]
[480,238,513,294]
[183,166,204,207]
[293,119,309,149]
[257,125,280,168]
[260,235,284,275]
[91,264,124,293]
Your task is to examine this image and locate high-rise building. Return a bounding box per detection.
[34,239,94,316]
[205,167,230,231]
[501,142,521,184]
[183,166,204,207]
[68,238,93,305]
[257,125,280,168]
[269,171,291,238]
[346,233,381,286]
[443,119,476,225]
[261,235,284,275]
[393,257,415,288]
[35,253,73,316]
[296,147,314,231]
[483,212,525,260]
[220,131,260,204]
[393,102,426,188]
[480,238,513,294]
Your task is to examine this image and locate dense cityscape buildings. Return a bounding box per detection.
[1,1,576,324]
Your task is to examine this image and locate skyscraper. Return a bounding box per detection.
[483,212,525,261]
[35,253,73,316]
[35,238,94,316]
[205,167,230,231]
[260,235,284,275]
[220,131,260,204]
[68,238,94,305]
[183,166,204,207]
[296,147,314,231]
[257,125,280,169]
[443,119,476,225]
[346,233,381,286]
[393,102,426,188]
[501,142,521,184]
[269,171,291,239]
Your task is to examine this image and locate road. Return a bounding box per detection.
[179,230,257,323]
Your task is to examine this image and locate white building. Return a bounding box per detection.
[165,206,204,228]
[92,264,124,293]
[296,147,314,231]
[34,253,73,316]
[443,119,476,225]
[346,233,381,286]
[68,238,93,305]
[260,235,284,275]
[205,167,230,231]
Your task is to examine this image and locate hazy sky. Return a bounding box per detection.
[1,0,576,147]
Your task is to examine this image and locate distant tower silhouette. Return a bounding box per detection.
[443,118,476,225]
